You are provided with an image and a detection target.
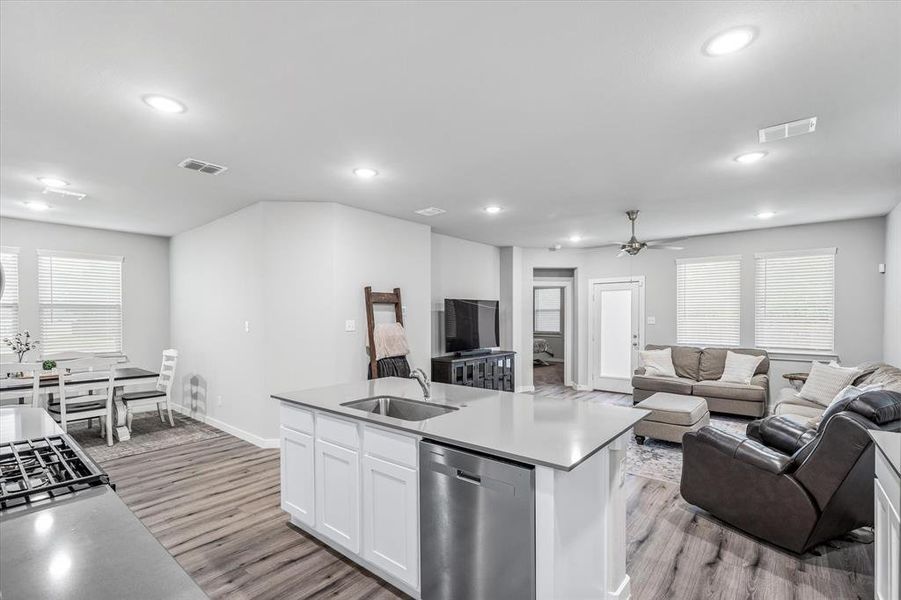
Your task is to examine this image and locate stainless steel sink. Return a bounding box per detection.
[340,396,458,421]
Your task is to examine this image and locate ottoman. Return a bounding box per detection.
[633,392,709,445]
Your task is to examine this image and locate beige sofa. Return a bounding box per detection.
[632,345,769,417]
[774,362,901,421]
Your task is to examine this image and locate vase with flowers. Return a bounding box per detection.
[3,330,40,363]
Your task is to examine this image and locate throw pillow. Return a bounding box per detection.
[639,347,676,378]
[798,361,862,407]
[719,351,765,385]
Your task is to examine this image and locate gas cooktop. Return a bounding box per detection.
[0,434,110,509]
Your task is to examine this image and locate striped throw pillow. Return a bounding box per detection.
[719,351,765,385]
[798,361,862,407]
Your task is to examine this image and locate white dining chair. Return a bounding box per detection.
[0,361,44,407]
[121,349,178,430]
[47,357,117,446]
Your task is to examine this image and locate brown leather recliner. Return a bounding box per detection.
[680,390,901,554]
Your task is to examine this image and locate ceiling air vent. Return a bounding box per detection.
[178,157,228,175]
[42,188,87,200]
[758,117,817,143]
[414,207,446,216]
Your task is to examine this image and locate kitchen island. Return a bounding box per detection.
[0,407,207,600]
[274,377,649,600]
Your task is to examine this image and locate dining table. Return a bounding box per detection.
[0,367,159,442]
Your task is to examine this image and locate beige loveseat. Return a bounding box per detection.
[632,345,769,417]
[773,362,901,421]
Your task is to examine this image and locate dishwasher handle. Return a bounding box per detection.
[455,469,482,485]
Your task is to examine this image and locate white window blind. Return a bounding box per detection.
[0,249,20,346]
[38,251,123,354]
[676,255,741,346]
[755,248,835,353]
[534,287,562,333]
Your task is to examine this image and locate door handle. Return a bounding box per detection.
[455,469,482,485]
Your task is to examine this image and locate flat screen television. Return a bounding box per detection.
[444,299,500,354]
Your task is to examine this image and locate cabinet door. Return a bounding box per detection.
[315,439,360,553]
[280,426,315,526]
[874,478,901,600]
[362,454,419,587]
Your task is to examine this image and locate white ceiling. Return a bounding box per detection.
[1,1,899,247]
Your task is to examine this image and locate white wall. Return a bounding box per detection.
[518,217,888,398]
[885,202,901,365]
[430,233,500,356]
[0,217,169,370]
[170,201,431,444]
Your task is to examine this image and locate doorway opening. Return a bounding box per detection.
[532,269,574,391]
[588,276,645,393]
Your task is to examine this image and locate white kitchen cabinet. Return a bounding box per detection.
[874,447,900,600]
[362,453,419,587]
[315,438,361,553]
[280,426,315,527]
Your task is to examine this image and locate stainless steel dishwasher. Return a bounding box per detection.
[419,440,535,600]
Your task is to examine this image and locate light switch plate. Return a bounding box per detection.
[345,320,356,332]
[646,316,656,325]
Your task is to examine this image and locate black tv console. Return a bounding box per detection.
[431,351,516,392]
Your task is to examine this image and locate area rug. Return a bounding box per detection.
[68,411,224,463]
[597,394,751,484]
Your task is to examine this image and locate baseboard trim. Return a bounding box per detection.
[171,404,279,449]
[517,385,536,393]
[574,384,592,392]
[609,574,631,599]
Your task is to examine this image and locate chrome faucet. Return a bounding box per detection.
[410,368,431,401]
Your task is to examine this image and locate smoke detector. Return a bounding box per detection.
[414,207,446,216]
[758,117,817,143]
[178,157,228,175]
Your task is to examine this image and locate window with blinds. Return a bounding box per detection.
[755,248,835,353]
[676,256,741,346]
[534,287,562,333]
[38,251,124,354]
[0,249,20,347]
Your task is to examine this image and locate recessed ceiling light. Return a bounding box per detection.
[142,95,186,113]
[37,176,68,187]
[756,210,776,219]
[553,244,563,250]
[353,168,378,179]
[23,201,51,211]
[414,207,446,216]
[704,27,756,56]
[734,151,768,164]
[569,235,582,243]
[484,206,502,214]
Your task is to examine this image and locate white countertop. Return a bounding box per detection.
[0,406,64,442]
[273,378,649,471]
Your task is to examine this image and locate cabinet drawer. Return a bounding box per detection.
[316,412,360,450]
[281,402,314,434]
[364,425,418,469]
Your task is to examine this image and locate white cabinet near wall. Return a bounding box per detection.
[314,414,361,554]
[873,436,900,600]
[280,427,315,526]
[279,404,315,527]
[362,427,419,588]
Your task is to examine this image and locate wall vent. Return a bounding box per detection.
[758,117,817,143]
[178,157,228,175]
[414,207,446,216]
[42,187,87,200]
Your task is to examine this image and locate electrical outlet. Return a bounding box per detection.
[345,320,356,332]
[217,395,223,407]
[646,316,656,325]
[244,320,250,333]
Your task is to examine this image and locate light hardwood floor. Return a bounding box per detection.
[101,414,873,599]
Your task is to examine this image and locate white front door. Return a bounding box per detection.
[591,280,642,393]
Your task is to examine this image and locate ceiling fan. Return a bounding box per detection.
[589,210,685,257]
